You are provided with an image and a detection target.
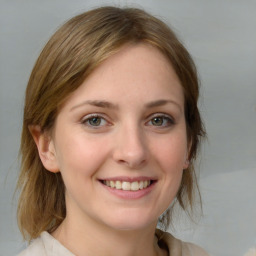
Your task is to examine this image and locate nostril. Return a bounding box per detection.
[112,133,147,168]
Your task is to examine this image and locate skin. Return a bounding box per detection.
[32,43,189,256]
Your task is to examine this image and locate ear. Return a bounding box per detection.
[29,125,59,173]
[183,158,190,170]
[183,140,192,170]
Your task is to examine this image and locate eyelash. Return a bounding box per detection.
[81,114,109,128]
[80,113,175,129]
[146,113,175,128]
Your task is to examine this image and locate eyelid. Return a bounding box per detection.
[148,112,175,121]
[146,113,175,126]
[80,112,175,129]
[80,113,111,128]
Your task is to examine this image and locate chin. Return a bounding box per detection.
[110,221,155,232]
[102,210,158,231]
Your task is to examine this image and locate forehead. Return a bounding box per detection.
[62,43,184,110]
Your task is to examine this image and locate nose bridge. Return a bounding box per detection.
[113,120,147,168]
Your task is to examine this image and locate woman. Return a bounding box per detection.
[17,6,207,256]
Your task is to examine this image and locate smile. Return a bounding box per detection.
[102,180,152,191]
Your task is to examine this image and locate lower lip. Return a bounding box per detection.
[100,181,156,200]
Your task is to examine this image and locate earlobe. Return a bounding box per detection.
[183,159,190,170]
[29,125,59,173]
[183,141,192,169]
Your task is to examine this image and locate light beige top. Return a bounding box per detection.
[18,229,209,256]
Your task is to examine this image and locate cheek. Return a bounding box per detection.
[54,133,111,177]
[153,135,188,171]
[152,137,186,214]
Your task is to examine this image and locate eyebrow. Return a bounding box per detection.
[70,100,118,111]
[145,99,182,111]
[70,99,182,112]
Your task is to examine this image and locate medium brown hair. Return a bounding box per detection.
[17,6,205,241]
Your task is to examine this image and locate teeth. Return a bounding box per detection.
[115,181,122,190]
[110,181,115,188]
[103,180,151,191]
[122,182,130,190]
[131,181,139,191]
[139,181,144,190]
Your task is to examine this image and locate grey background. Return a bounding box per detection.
[0,0,256,255]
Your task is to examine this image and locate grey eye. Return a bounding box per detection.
[147,115,174,127]
[88,117,102,126]
[151,117,164,126]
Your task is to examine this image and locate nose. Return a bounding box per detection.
[112,125,148,169]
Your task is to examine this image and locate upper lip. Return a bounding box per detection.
[99,176,157,182]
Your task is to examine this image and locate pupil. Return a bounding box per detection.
[153,117,163,126]
[89,117,101,126]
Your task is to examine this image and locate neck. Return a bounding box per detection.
[52,215,166,256]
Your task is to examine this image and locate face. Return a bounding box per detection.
[41,44,189,231]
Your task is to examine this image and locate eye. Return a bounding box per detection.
[146,114,174,127]
[81,114,108,128]
[151,117,165,126]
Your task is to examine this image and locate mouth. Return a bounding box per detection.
[100,179,155,191]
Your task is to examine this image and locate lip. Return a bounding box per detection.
[99,176,157,182]
[98,176,157,200]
